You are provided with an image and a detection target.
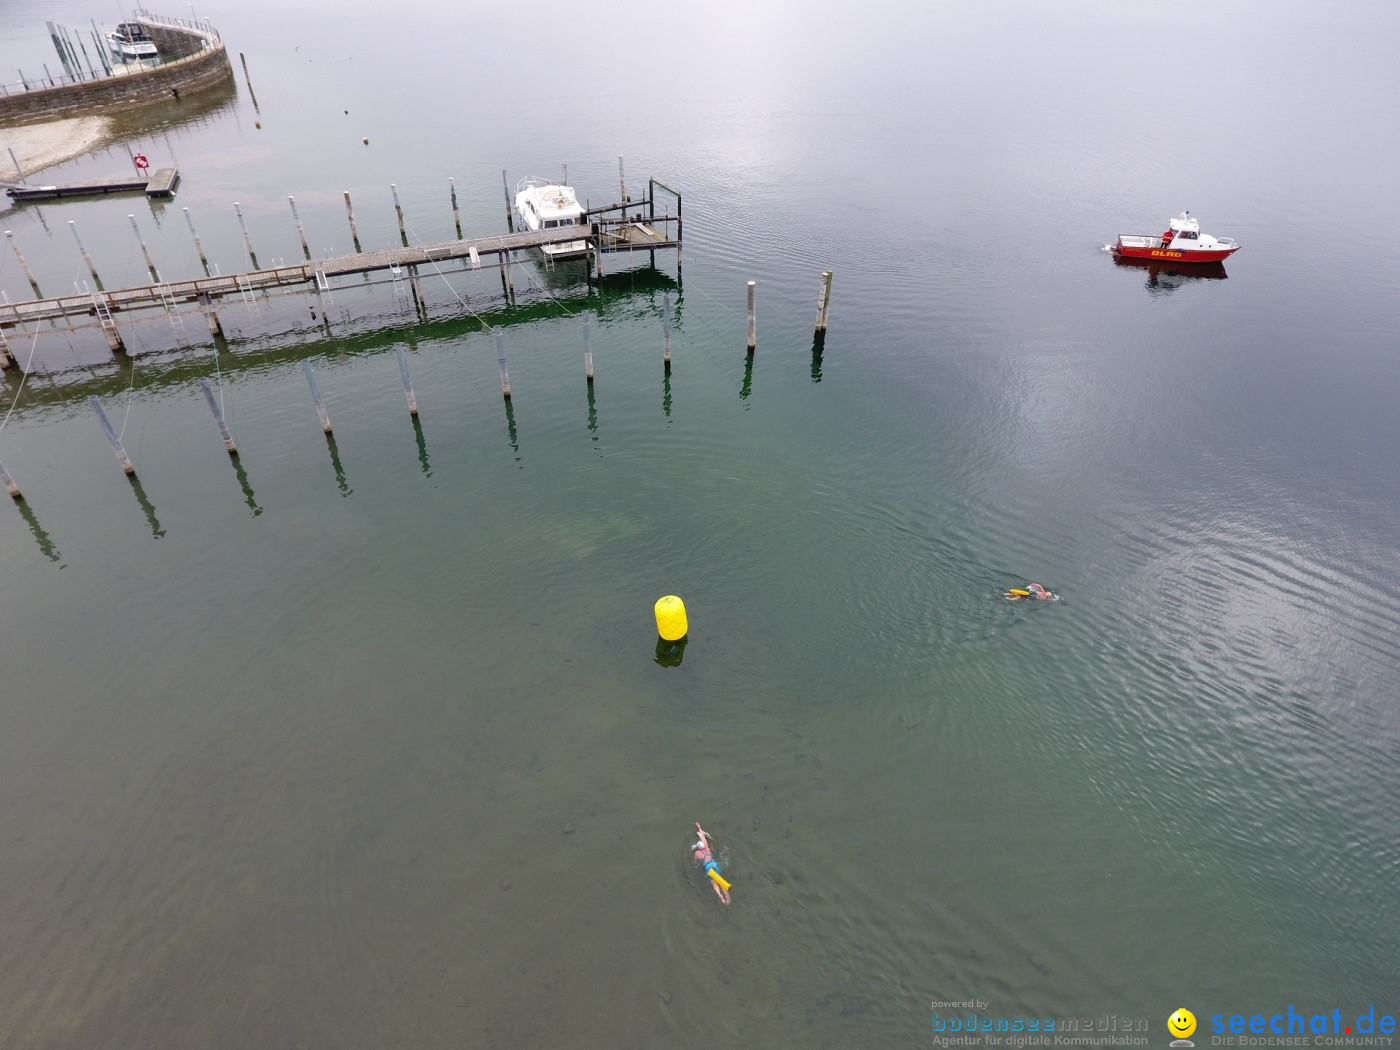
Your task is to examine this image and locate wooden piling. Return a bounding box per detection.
[198,291,223,337]
[68,221,103,291]
[619,155,627,203]
[494,325,511,399]
[746,281,756,353]
[391,184,408,247]
[88,395,135,474]
[343,191,362,252]
[502,170,514,232]
[128,214,160,283]
[407,264,426,316]
[238,52,256,97]
[395,345,418,416]
[814,270,834,334]
[303,361,332,433]
[6,230,43,298]
[198,378,237,454]
[593,223,604,280]
[182,208,210,274]
[289,196,311,261]
[449,178,462,239]
[233,202,258,269]
[663,292,672,372]
[312,269,331,326]
[0,456,20,499]
[583,310,594,383]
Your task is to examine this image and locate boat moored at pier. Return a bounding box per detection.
[106,22,159,60]
[1112,211,1240,263]
[514,177,589,259]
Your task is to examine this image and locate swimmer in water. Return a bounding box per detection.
[1005,582,1059,601]
[692,823,730,905]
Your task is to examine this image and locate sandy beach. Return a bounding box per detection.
[0,116,111,179]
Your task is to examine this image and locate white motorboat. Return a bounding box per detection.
[107,22,158,60]
[514,176,588,259]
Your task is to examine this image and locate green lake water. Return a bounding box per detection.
[2,1,1398,1046]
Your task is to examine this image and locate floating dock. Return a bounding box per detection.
[4,167,179,201]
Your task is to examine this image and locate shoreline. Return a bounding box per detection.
[0,116,112,179]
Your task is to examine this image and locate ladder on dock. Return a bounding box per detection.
[155,282,184,329]
[90,290,123,351]
[0,294,13,369]
[389,264,410,310]
[236,274,260,317]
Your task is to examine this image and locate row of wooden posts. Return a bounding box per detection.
[1,271,834,500]
[3,166,663,297]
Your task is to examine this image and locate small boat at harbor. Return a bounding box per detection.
[514,176,589,259]
[1112,211,1240,263]
[106,22,159,60]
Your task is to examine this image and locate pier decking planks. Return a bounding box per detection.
[0,219,679,329]
[5,167,181,200]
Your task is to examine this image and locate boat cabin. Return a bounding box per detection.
[514,176,589,258]
[113,23,154,44]
[108,22,159,59]
[1161,211,1200,247]
[515,178,583,230]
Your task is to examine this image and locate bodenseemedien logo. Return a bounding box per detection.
[1170,1009,1198,1048]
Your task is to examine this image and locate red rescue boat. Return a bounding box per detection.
[1112,211,1240,263]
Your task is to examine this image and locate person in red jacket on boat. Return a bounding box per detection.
[1161,226,1175,247]
[693,823,731,904]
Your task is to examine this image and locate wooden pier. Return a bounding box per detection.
[0,179,679,359]
[4,167,180,201]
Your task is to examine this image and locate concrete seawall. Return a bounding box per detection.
[0,17,233,128]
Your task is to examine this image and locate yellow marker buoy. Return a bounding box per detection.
[1007,588,1030,596]
[654,594,688,641]
[708,868,731,892]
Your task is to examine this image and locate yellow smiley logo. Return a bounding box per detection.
[1169,1009,1197,1039]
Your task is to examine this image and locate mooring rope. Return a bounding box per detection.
[0,324,41,434]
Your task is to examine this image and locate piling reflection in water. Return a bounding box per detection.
[323,433,351,497]
[502,398,520,463]
[12,498,61,562]
[810,334,824,383]
[230,453,261,515]
[411,415,431,477]
[126,474,164,537]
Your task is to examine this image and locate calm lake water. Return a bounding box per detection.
[2,1,1398,1047]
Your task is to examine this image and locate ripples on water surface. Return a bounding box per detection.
[1,0,1399,1046]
